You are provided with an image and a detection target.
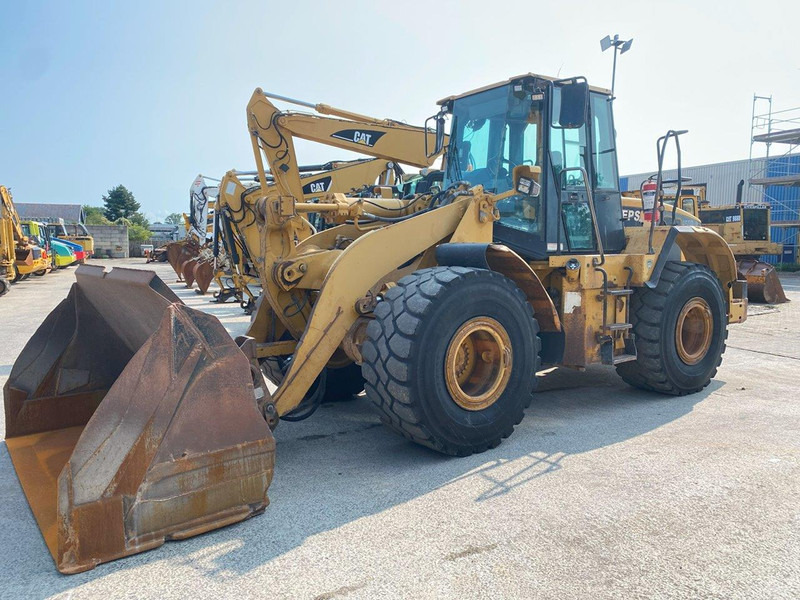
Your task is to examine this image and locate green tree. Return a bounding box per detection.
[114,217,152,242]
[83,205,112,225]
[128,211,150,228]
[164,212,183,225]
[127,224,153,242]
[102,185,140,221]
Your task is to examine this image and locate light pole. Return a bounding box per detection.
[600,34,633,100]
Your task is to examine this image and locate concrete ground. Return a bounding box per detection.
[0,259,798,599]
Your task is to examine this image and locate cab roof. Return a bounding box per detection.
[437,73,612,105]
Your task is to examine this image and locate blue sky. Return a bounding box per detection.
[1,0,798,221]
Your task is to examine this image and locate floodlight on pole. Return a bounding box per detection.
[600,34,633,100]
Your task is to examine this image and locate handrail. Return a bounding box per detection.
[647,129,688,253]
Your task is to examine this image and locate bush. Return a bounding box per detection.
[83,205,112,225]
[774,262,800,273]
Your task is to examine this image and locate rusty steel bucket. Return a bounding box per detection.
[166,241,200,280]
[194,260,215,295]
[4,265,275,574]
[182,258,199,288]
[738,258,789,304]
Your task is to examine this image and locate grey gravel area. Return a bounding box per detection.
[0,259,798,599]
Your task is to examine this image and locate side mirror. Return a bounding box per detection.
[425,109,447,158]
[513,165,542,197]
[557,79,588,129]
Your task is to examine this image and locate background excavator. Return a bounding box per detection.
[6,74,746,574]
[1,185,49,294]
[209,90,449,312]
[211,158,406,311]
[149,175,219,280]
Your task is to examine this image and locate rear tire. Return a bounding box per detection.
[616,261,727,395]
[0,278,8,296]
[361,267,540,456]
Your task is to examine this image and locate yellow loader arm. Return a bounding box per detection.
[246,89,445,203]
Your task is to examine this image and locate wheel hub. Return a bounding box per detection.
[675,297,713,365]
[445,317,512,411]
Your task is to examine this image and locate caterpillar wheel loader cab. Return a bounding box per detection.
[6,74,746,574]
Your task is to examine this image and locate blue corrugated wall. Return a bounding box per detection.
[763,154,800,264]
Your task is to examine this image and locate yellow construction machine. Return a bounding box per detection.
[6,74,746,573]
[625,182,788,303]
[211,158,406,310]
[1,185,49,290]
[0,188,16,295]
[209,90,449,310]
[47,220,95,261]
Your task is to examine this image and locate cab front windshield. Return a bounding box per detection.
[445,84,543,236]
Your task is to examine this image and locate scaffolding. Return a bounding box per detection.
[748,95,800,263]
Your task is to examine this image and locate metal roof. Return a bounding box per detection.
[15,203,85,223]
[437,73,611,105]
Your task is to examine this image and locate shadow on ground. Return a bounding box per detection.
[0,361,718,596]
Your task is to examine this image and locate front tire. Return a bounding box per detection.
[616,261,727,395]
[361,267,540,456]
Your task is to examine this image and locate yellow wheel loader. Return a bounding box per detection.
[6,74,746,574]
[624,182,788,303]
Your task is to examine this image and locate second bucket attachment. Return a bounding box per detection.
[5,266,275,574]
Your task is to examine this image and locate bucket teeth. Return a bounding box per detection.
[5,267,274,574]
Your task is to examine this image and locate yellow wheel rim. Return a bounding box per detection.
[444,317,512,411]
[675,297,713,365]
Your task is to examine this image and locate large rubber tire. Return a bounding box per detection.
[616,261,727,395]
[0,278,8,296]
[361,266,540,456]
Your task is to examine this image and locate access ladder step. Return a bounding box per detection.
[604,323,632,332]
[611,353,638,365]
